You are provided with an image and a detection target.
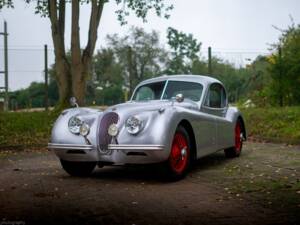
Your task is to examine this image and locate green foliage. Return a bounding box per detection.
[0,111,58,148]
[0,0,173,24]
[93,48,123,88]
[106,26,168,94]
[8,81,58,110]
[268,21,300,106]
[0,0,13,9]
[166,27,201,74]
[242,107,300,144]
[115,0,173,25]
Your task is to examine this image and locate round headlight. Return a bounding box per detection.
[125,116,143,134]
[108,123,118,137]
[80,123,90,136]
[68,116,82,134]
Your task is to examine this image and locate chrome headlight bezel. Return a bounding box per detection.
[68,116,83,134]
[125,116,143,135]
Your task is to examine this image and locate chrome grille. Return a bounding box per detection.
[98,112,119,154]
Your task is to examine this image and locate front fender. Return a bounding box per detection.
[51,107,102,147]
[115,107,184,161]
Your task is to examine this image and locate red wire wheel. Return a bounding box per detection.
[167,126,191,179]
[225,120,243,158]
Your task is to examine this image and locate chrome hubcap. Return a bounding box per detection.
[181,148,187,159]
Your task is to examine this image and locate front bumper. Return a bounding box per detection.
[48,143,94,150]
[47,142,166,164]
[47,143,164,151]
[107,144,164,151]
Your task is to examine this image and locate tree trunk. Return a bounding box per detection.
[49,0,71,107]
[48,0,104,108]
[55,56,71,107]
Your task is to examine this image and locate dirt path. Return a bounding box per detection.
[0,142,299,225]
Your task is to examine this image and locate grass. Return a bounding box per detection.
[0,111,58,149]
[241,106,300,144]
[0,106,300,148]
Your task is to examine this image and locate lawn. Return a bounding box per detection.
[0,111,58,149]
[0,106,300,148]
[241,106,300,144]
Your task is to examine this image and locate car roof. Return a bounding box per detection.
[138,74,222,86]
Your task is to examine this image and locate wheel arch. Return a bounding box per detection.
[178,119,197,162]
[237,116,247,141]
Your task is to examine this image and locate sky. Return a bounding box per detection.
[0,0,300,91]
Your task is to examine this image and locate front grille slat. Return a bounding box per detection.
[98,112,119,154]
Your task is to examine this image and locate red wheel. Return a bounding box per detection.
[166,126,191,180]
[225,120,243,158]
[235,121,242,153]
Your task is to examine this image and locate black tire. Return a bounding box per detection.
[224,120,243,158]
[165,125,191,180]
[60,159,96,177]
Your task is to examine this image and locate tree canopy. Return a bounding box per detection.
[0,0,173,108]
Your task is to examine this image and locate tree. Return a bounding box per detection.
[166,27,201,74]
[93,48,123,88]
[107,26,168,95]
[0,0,173,107]
[269,20,300,106]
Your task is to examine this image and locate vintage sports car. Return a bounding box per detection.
[48,75,246,179]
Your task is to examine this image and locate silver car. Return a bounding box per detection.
[48,75,246,179]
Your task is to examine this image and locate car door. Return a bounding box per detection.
[201,83,232,151]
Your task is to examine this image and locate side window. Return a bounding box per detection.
[205,83,227,108]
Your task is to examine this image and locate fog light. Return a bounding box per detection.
[108,123,118,137]
[79,123,90,136]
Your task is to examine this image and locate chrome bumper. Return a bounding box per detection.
[48,143,164,152]
[48,143,93,151]
[108,144,164,151]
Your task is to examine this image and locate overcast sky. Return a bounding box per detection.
[0,0,300,90]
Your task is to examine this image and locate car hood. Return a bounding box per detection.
[105,100,199,115]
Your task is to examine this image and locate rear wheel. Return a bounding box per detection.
[165,126,191,180]
[60,159,96,177]
[224,120,243,158]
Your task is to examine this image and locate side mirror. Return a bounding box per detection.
[175,93,184,103]
[70,97,79,108]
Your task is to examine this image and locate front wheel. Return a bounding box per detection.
[165,126,191,180]
[224,120,243,158]
[60,159,96,177]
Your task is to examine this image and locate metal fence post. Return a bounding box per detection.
[0,21,9,111]
[44,44,48,111]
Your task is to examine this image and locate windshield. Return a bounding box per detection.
[132,80,203,102]
[132,81,166,101]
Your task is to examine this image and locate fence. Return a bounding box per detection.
[0,45,269,110]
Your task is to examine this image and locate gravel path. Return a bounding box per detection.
[0,142,299,225]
